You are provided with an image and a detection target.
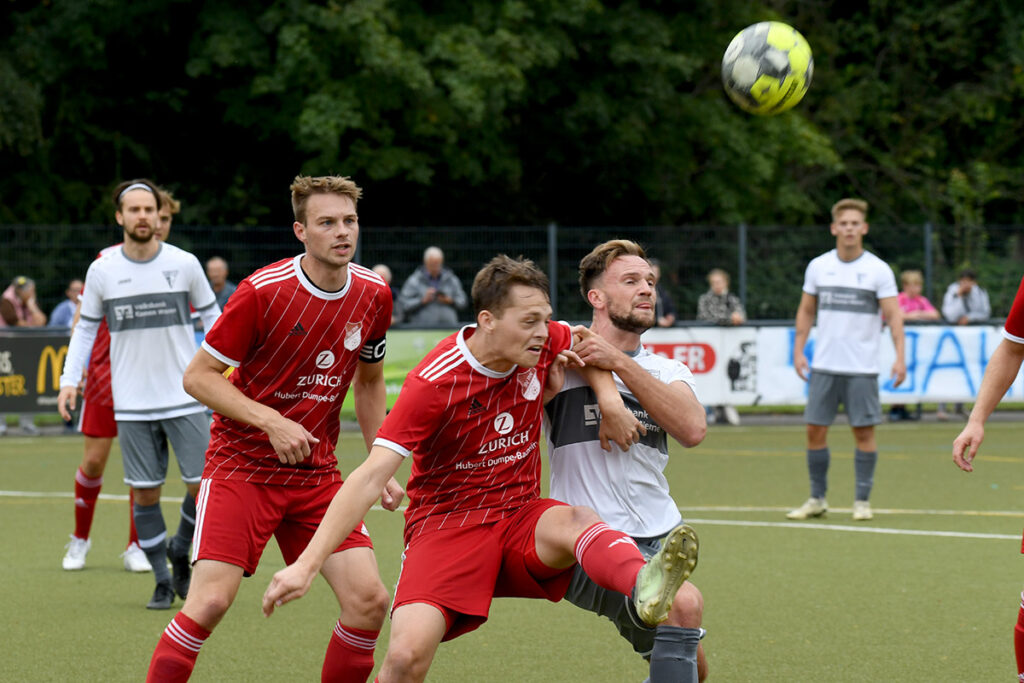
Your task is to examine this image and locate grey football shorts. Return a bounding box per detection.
[564,533,665,657]
[117,412,210,488]
[804,370,882,427]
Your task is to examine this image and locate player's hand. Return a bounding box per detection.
[262,562,317,617]
[890,359,907,388]
[543,351,581,404]
[266,415,320,465]
[380,477,405,511]
[57,386,78,422]
[598,400,646,452]
[793,353,810,381]
[952,422,984,472]
[573,332,625,373]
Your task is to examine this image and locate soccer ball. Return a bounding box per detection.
[721,21,813,115]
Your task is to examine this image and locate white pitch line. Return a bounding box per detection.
[685,517,1018,541]
[685,505,1024,518]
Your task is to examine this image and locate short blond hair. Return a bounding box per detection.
[831,198,868,221]
[900,269,923,287]
[290,175,362,224]
[578,239,647,299]
[157,188,181,215]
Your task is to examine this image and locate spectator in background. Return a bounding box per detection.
[890,269,939,421]
[696,268,746,426]
[399,245,468,326]
[372,263,402,325]
[49,278,84,329]
[205,257,236,311]
[938,268,991,420]
[649,258,677,327]
[0,275,46,436]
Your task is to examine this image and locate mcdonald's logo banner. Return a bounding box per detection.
[0,330,70,413]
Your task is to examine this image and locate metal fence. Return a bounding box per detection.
[4,223,1024,323]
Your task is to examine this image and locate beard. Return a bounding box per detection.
[608,305,653,335]
[125,225,154,244]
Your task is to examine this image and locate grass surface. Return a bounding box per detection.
[1,418,1021,681]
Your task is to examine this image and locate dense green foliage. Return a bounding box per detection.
[4,0,1023,245]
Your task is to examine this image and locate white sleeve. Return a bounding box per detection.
[59,317,100,388]
[802,259,818,295]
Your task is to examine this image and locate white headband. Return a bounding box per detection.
[118,182,155,202]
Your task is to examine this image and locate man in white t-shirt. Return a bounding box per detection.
[544,239,709,682]
[788,198,905,522]
[57,179,220,609]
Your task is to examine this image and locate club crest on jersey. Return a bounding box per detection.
[316,350,336,369]
[162,270,178,288]
[344,322,362,351]
[517,368,540,400]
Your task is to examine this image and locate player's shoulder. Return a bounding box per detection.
[348,263,389,293]
[636,345,690,377]
[245,257,298,291]
[412,332,464,385]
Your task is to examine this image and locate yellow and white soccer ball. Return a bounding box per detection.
[721,21,813,115]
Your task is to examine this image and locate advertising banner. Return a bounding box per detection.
[0,331,70,413]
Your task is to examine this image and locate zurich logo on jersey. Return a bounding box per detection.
[316,350,335,369]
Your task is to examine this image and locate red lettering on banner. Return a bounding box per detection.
[644,343,716,373]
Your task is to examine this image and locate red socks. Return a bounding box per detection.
[573,522,645,597]
[73,468,102,540]
[1015,591,1024,682]
[146,612,210,682]
[129,488,139,545]
[322,621,378,682]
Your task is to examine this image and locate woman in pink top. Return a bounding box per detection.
[890,269,939,421]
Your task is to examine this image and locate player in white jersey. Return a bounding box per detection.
[788,198,905,522]
[57,179,220,609]
[544,240,709,682]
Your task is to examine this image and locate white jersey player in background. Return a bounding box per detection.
[58,179,220,609]
[544,239,709,683]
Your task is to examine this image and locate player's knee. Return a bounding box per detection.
[184,591,232,628]
[346,580,389,625]
[567,504,602,532]
[382,639,432,680]
[667,582,703,627]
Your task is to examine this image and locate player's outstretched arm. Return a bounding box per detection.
[793,292,817,381]
[262,445,403,616]
[351,359,405,510]
[952,337,1024,471]
[183,348,319,465]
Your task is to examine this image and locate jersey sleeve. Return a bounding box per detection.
[550,320,573,353]
[201,280,261,367]
[373,374,446,457]
[665,359,698,394]
[801,258,818,296]
[188,254,219,312]
[359,284,393,364]
[79,260,106,322]
[1003,276,1024,343]
[876,262,899,299]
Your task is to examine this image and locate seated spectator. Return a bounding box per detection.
[372,263,402,325]
[938,268,991,420]
[398,246,468,326]
[48,278,84,329]
[696,268,746,425]
[0,275,45,435]
[890,269,938,421]
[205,256,237,311]
[649,258,677,327]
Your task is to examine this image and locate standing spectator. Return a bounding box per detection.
[205,256,236,311]
[649,258,677,327]
[56,179,220,609]
[398,245,468,326]
[788,198,905,523]
[49,278,84,329]
[60,186,181,573]
[372,263,402,325]
[0,275,46,435]
[696,268,746,426]
[890,269,939,421]
[951,273,1024,683]
[938,268,991,420]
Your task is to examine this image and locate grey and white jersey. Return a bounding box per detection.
[543,345,695,538]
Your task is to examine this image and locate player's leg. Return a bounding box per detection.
[377,603,448,683]
[319,548,390,683]
[119,420,175,607]
[848,374,882,521]
[649,581,705,683]
[1016,588,1024,681]
[63,434,112,570]
[788,371,838,519]
[163,413,209,600]
[146,559,245,682]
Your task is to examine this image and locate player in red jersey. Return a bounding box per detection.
[62,188,181,573]
[952,274,1024,682]
[262,254,699,683]
[147,175,403,682]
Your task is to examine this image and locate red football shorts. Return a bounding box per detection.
[393,498,573,641]
[78,397,117,439]
[193,478,372,576]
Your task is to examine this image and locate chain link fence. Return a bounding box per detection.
[4,223,1023,323]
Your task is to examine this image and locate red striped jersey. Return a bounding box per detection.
[374,321,572,540]
[1004,276,1024,343]
[201,256,392,485]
